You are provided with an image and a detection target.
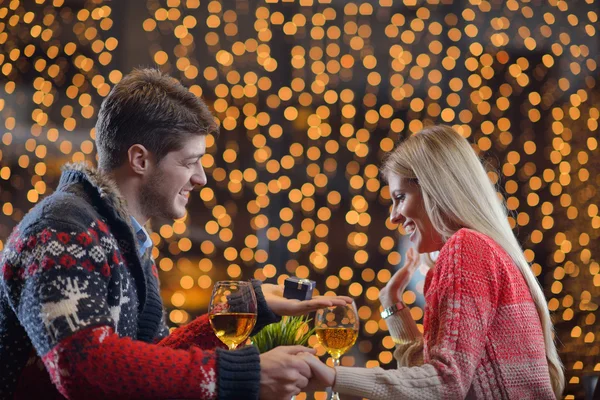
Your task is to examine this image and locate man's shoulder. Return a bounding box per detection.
[10,189,99,241]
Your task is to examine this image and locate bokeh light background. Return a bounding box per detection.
[0,0,599,398]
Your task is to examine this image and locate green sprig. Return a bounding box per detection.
[251,315,315,353]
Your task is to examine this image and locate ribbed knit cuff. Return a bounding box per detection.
[333,366,379,399]
[385,306,423,344]
[216,345,261,399]
[251,280,281,334]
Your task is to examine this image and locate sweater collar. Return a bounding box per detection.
[57,162,149,322]
[58,162,131,224]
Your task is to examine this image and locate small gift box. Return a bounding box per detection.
[283,277,315,301]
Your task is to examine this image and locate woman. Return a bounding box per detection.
[302,125,564,399]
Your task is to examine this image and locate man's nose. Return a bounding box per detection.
[191,166,207,187]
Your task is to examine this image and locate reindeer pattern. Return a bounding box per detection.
[40,277,90,340]
[109,276,131,334]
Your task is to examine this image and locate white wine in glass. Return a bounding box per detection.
[315,302,359,400]
[315,327,358,360]
[209,281,257,350]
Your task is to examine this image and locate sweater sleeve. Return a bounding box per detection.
[155,280,279,350]
[385,306,424,367]
[333,230,501,400]
[156,314,226,350]
[42,325,260,399]
[250,279,281,334]
[1,223,261,399]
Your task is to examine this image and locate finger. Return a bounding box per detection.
[296,374,309,389]
[306,297,353,308]
[292,358,312,378]
[304,302,340,312]
[408,258,420,274]
[314,295,353,304]
[407,248,420,265]
[285,384,302,397]
[403,248,419,268]
[279,345,316,355]
[272,284,284,295]
[301,356,334,385]
[300,353,321,367]
[300,299,334,310]
[328,298,353,307]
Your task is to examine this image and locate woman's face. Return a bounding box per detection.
[387,173,445,253]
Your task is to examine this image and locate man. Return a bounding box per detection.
[0,69,351,399]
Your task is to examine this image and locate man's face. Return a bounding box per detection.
[140,135,207,220]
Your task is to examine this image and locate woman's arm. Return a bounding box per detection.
[379,248,424,366]
[307,230,502,400]
[385,308,424,367]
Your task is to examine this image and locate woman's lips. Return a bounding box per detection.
[404,223,416,238]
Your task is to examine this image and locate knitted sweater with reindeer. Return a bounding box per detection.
[0,163,279,399]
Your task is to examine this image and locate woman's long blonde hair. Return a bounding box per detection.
[382,125,564,398]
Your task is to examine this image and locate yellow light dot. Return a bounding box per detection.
[18,155,29,168]
[169,310,184,324]
[339,266,353,280]
[159,258,173,272]
[178,238,192,252]
[0,167,11,180]
[227,264,242,278]
[379,351,393,364]
[180,276,194,290]
[171,292,185,307]
[348,282,363,297]
[364,320,378,334]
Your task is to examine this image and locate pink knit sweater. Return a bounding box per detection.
[334,228,555,399]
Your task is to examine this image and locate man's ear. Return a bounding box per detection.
[127,144,151,175]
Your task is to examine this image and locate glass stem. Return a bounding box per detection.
[330,357,340,400]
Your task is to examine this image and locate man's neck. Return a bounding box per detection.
[106,168,148,225]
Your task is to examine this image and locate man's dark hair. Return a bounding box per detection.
[95,68,218,171]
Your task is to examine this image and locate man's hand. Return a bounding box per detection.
[261,284,353,317]
[298,352,336,391]
[379,247,419,308]
[259,346,315,400]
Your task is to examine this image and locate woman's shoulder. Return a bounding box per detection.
[442,228,501,255]
[435,228,514,278]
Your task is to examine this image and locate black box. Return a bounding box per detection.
[283,277,315,301]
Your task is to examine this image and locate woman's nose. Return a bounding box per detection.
[390,208,405,225]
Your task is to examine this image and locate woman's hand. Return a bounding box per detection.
[261,284,353,317]
[379,247,420,308]
[297,352,336,390]
[259,346,315,399]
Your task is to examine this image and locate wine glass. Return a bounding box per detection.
[315,301,359,400]
[209,281,257,350]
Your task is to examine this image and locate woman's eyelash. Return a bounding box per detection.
[394,194,405,201]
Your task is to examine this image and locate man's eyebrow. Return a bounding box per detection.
[183,152,205,161]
